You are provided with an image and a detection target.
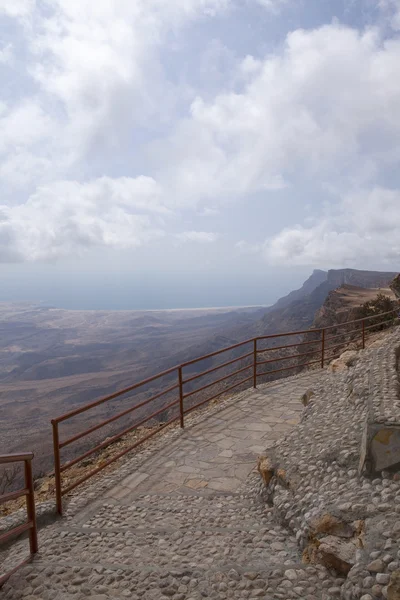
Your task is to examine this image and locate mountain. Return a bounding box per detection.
[154,268,399,380]
[312,283,397,329]
[272,269,328,310]
[326,268,398,289]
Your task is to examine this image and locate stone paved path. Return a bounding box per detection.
[1,371,341,599]
[105,371,322,500]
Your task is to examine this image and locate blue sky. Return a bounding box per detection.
[1,0,400,309]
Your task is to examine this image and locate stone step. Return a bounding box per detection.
[2,559,340,600]
[36,525,301,571]
[74,493,275,533]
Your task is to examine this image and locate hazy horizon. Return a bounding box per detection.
[1,263,399,311]
[0,264,304,310]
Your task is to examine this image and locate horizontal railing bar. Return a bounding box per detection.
[364,320,396,332]
[52,366,179,424]
[257,338,322,353]
[0,556,33,587]
[323,309,397,331]
[59,383,179,449]
[184,376,254,416]
[0,521,33,545]
[51,310,398,429]
[181,338,254,368]
[0,488,29,505]
[0,453,33,464]
[364,309,397,321]
[182,351,253,385]
[256,348,320,366]
[257,359,320,378]
[183,364,252,399]
[257,328,322,341]
[325,327,362,342]
[324,341,361,355]
[60,399,180,473]
[61,415,180,496]
[325,353,341,362]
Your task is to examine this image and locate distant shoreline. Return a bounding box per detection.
[129,304,270,312]
[0,302,270,313]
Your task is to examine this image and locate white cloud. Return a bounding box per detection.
[379,0,400,30]
[235,240,262,255]
[0,100,53,153]
[2,2,400,268]
[175,231,218,243]
[155,24,400,209]
[0,177,166,262]
[25,0,231,158]
[0,0,232,190]
[0,100,60,191]
[0,0,35,18]
[197,207,220,216]
[263,187,400,267]
[0,0,230,260]
[254,0,288,14]
[0,43,13,63]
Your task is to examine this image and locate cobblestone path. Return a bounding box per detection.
[2,371,341,599]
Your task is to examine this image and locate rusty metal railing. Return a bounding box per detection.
[0,453,38,586]
[51,307,398,514]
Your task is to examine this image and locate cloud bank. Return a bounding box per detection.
[1,1,400,267]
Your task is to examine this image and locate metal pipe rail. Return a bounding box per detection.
[51,307,399,515]
[0,453,38,586]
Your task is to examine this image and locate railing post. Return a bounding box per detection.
[178,367,184,428]
[24,457,38,554]
[253,339,257,388]
[362,319,366,349]
[52,420,63,516]
[321,329,325,369]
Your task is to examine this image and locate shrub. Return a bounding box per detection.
[355,293,397,331]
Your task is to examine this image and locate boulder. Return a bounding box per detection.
[315,535,357,575]
[310,514,355,539]
[360,423,400,474]
[370,426,400,472]
[300,389,314,407]
[276,468,289,488]
[257,456,275,486]
[328,351,359,373]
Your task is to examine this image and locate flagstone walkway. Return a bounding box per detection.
[104,371,321,501]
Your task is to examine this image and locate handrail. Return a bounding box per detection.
[0,453,35,464]
[0,453,38,586]
[181,338,254,367]
[53,365,178,423]
[51,306,399,515]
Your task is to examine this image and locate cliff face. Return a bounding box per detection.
[312,284,398,330]
[272,269,328,311]
[390,274,400,299]
[326,269,397,289]
[256,269,399,337]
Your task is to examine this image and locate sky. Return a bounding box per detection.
[1,0,400,309]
